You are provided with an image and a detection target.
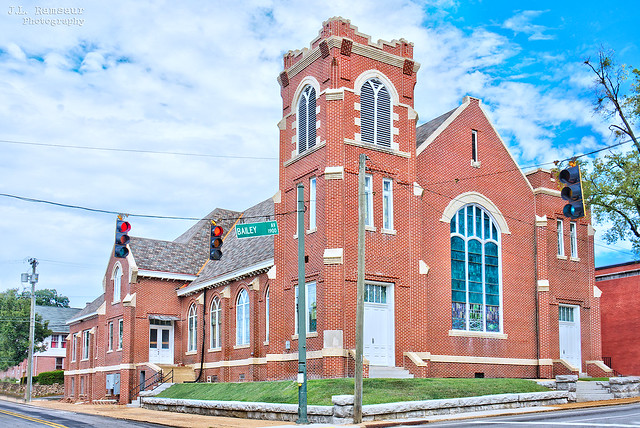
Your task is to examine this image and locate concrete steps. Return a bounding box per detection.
[576,381,614,402]
[157,365,196,383]
[369,365,414,379]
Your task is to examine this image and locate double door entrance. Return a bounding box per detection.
[149,320,174,364]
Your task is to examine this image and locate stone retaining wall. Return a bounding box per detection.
[608,377,640,398]
[0,382,64,397]
[141,391,569,424]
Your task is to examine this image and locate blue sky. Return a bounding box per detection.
[0,0,638,308]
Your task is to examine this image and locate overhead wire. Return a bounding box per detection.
[0,139,278,160]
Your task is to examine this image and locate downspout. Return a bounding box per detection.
[533,200,541,379]
[195,287,207,383]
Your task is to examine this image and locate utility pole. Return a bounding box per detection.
[354,154,367,423]
[21,258,38,402]
[296,183,308,424]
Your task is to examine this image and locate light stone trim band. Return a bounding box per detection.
[65,363,136,376]
[412,352,551,366]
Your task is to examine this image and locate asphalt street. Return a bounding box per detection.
[409,402,640,427]
[0,399,164,428]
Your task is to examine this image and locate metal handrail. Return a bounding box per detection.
[130,368,173,401]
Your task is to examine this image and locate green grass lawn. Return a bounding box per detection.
[156,378,549,406]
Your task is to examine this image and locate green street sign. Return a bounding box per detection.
[235,221,279,239]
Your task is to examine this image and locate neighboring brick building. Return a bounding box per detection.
[65,17,609,404]
[0,305,80,380]
[596,261,640,376]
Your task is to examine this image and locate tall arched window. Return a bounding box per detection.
[450,204,501,332]
[360,78,391,147]
[112,265,121,303]
[236,289,250,346]
[265,288,270,343]
[298,85,317,154]
[187,304,197,352]
[210,297,221,349]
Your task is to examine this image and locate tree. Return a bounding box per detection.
[20,288,70,308]
[582,50,640,255]
[0,289,52,371]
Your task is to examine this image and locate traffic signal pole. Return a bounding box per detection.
[296,183,308,424]
[354,154,367,423]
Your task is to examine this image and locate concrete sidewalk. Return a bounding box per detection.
[4,395,640,428]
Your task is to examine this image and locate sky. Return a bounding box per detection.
[0,0,638,309]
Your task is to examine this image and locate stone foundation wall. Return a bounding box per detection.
[142,391,569,424]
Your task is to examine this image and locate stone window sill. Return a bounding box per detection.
[185,350,197,355]
[448,329,507,339]
[291,332,319,340]
[233,344,250,350]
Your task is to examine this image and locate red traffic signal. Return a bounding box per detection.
[210,225,224,260]
[115,219,131,258]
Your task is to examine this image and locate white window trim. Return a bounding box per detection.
[236,289,250,346]
[365,174,374,227]
[570,222,578,259]
[188,304,198,352]
[112,263,122,304]
[108,322,114,352]
[265,288,270,344]
[295,282,317,335]
[308,177,317,232]
[118,319,123,350]
[210,298,221,350]
[82,330,90,360]
[557,219,564,257]
[472,130,478,162]
[382,178,394,232]
[71,334,77,362]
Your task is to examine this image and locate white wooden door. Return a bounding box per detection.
[149,325,174,364]
[559,305,581,370]
[363,283,394,366]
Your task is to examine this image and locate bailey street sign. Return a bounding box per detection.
[235,221,279,239]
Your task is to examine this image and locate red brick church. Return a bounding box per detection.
[65,17,610,404]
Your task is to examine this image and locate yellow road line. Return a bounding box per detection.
[0,409,68,428]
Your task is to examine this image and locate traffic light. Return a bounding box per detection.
[559,165,585,219]
[210,224,224,260]
[115,219,131,258]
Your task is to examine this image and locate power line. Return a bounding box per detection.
[0,139,278,160]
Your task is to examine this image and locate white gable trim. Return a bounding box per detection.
[177,259,275,297]
[416,96,535,193]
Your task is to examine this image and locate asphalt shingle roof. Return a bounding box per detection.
[67,294,104,324]
[35,306,82,333]
[416,107,457,147]
[190,198,275,287]
[129,208,241,275]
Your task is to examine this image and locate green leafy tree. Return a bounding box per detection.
[583,50,640,255]
[0,289,52,371]
[20,288,70,308]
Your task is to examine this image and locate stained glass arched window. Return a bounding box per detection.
[450,204,501,332]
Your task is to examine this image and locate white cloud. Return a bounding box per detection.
[502,10,555,41]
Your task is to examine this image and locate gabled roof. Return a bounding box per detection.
[130,208,241,276]
[35,306,82,333]
[66,295,104,325]
[416,107,457,147]
[179,198,275,295]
